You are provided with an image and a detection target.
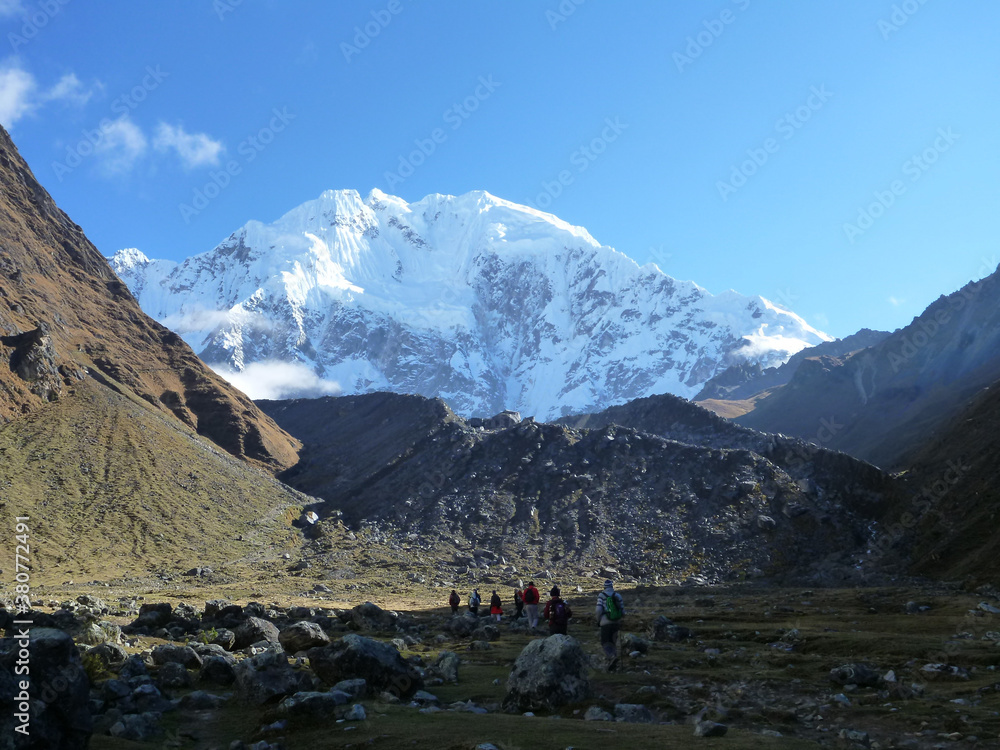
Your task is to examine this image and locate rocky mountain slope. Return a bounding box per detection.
[878,377,1000,583]
[259,392,890,585]
[110,189,829,420]
[694,328,891,403]
[734,266,1000,469]
[0,125,299,471]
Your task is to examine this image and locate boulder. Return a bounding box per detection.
[85,643,129,671]
[584,705,613,721]
[200,655,237,686]
[331,678,367,700]
[649,615,692,642]
[502,634,590,712]
[829,663,881,688]
[620,633,650,654]
[132,602,172,629]
[343,602,398,631]
[277,690,351,716]
[279,621,330,653]
[694,720,729,737]
[152,644,202,669]
[308,634,423,699]
[432,651,461,683]
[0,627,92,749]
[156,661,193,689]
[233,645,314,705]
[233,617,280,650]
[614,703,654,723]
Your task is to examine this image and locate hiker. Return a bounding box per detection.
[490,590,503,622]
[595,578,625,670]
[449,589,460,615]
[523,580,540,629]
[513,587,524,620]
[543,585,572,635]
[469,588,481,615]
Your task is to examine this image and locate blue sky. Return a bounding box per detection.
[2,0,998,339]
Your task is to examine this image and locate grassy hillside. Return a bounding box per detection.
[0,380,312,586]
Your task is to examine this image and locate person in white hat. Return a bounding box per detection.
[595,578,625,671]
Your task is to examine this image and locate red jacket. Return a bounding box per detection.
[523,585,540,605]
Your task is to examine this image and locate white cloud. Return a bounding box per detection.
[211,361,340,401]
[44,72,96,107]
[888,296,905,307]
[0,61,99,129]
[0,0,23,18]
[94,117,148,174]
[0,61,36,128]
[159,307,275,335]
[154,122,224,169]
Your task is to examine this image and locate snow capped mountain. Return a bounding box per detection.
[110,188,829,419]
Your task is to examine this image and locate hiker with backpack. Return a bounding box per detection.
[468,588,481,615]
[596,578,625,670]
[513,587,524,620]
[543,585,572,635]
[523,580,540,629]
[490,590,503,622]
[449,589,460,615]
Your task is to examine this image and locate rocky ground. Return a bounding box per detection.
[3,580,999,749]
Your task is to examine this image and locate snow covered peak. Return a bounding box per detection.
[111,188,829,417]
[109,247,151,271]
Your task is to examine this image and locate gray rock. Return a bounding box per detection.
[649,615,692,642]
[133,602,172,629]
[471,624,500,641]
[503,635,590,712]
[152,644,202,669]
[86,642,129,670]
[614,703,654,723]
[157,661,193,689]
[109,712,162,741]
[978,601,1000,615]
[838,728,871,747]
[79,621,122,646]
[277,690,350,715]
[620,632,650,654]
[308,633,423,699]
[433,651,461,683]
[584,705,613,721]
[0,627,93,749]
[233,645,314,705]
[279,621,330,654]
[344,703,367,721]
[694,720,729,737]
[233,617,281,650]
[331,678,367,700]
[344,601,398,631]
[201,655,237,686]
[829,663,880,688]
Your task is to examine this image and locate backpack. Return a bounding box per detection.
[603,592,623,621]
[524,587,539,605]
[552,600,569,626]
[470,592,480,608]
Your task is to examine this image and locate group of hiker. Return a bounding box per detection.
[447,578,626,670]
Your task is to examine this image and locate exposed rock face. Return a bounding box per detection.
[308,634,422,699]
[694,328,891,402]
[0,124,299,470]
[735,264,1000,469]
[233,617,280,649]
[262,391,891,583]
[503,635,590,712]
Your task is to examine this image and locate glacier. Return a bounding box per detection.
[110,188,829,419]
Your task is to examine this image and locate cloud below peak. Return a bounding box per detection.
[154,122,224,169]
[210,360,340,401]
